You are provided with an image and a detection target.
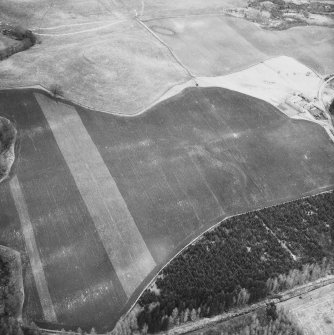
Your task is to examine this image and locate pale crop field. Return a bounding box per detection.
[0,19,185,115]
[147,15,334,77]
[280,284,334,335]
[144,56,325,121]
[1,1,333,115]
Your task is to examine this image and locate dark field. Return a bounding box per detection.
[79,87,334,263]
[0,91,127,331]
[0,87,334,331]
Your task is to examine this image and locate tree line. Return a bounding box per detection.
[0,25,36,61]
[199,307,302,335]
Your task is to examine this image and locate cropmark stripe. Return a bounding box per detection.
[9,176,58,322]
[35,93,156,297]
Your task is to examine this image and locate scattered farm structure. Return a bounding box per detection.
[286,94,328,120]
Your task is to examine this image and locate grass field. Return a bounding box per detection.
[1,86,333,331]
[1,2,333,114]
[0,18,185,115]
[279,283,334,335]
[147,15,334,77]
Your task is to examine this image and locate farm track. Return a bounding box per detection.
[33,19,126,36]
[0,87,334,332]
[135,17,195,80]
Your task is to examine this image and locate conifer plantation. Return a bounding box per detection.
[136,192,334,333]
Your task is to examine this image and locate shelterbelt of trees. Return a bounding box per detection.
[135,191,334,333]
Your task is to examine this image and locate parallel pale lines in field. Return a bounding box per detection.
[188,153,224,214]
[9,176,58,322]
[35,93,156,297]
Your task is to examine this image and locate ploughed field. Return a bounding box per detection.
[0,87,334,331]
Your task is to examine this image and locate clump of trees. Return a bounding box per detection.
[0,117,16,154]
[0,25,37,61]
[0,317,24,335]
[0,256,10,316]
[266,259,331,295]
[111,305,141,335]
[329,99,334,115]
[49,84,64,97]
[0,117,17,183]
[0,318,108,335]
[134,191,334,333]
[0,249,23,322]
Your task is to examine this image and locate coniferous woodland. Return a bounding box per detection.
[134,191,334,333]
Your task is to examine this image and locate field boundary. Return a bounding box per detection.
[0,55,324,118]
[120,187,334,325]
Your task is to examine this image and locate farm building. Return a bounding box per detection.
[286,94,327,120]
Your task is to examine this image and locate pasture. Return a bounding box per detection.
[279,283,334,335]
[0,18,185,116]
[1,87,334,331]
[147,15,334,76]
[1,1,333,115]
